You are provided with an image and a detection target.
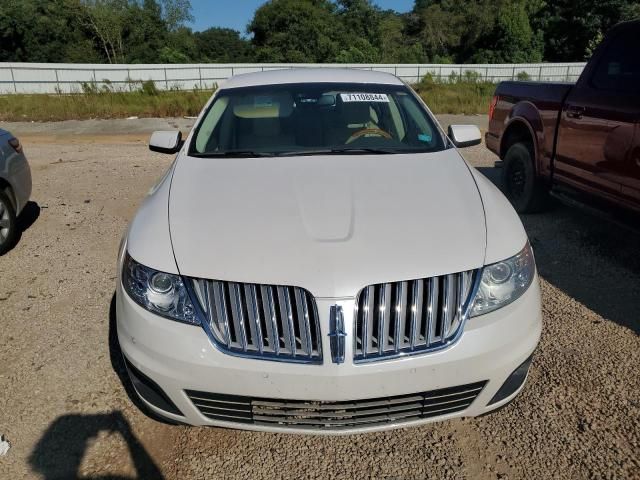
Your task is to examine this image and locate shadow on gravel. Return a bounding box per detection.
[26,296,167,479]
[28,411,164,480]
[1,200,40,255]
[477,167,640,335]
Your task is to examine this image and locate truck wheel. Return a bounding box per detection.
[0,190,17,255]
[502,142,549,213]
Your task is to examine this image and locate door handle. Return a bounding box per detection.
[566,105,586,119]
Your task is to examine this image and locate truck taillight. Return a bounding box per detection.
[489,95,499,121]
[8,137,22,154]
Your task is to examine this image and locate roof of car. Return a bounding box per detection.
[220,68,405,89]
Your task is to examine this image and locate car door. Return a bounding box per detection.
[620,122,640,207]
[554,23,640,205]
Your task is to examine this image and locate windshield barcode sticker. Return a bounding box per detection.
[340,93,389,103]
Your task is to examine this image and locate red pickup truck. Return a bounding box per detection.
[486,20,640,213]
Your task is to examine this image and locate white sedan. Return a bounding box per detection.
[116,69,541,434]
[0,130,31,255]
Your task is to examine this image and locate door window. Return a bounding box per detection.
[592,26,640,94]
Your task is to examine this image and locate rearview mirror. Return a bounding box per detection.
[149,130,183,154]
[447,125,482,148]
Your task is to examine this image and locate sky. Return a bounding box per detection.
[188,0,414,33]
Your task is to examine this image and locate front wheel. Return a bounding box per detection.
[502,142,549,213]
[0,190,16,255]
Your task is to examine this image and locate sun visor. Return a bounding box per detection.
[233,93,294,119]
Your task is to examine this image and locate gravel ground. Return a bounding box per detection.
[0,116,638,480]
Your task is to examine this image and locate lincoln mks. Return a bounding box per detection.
[116,69,541,434]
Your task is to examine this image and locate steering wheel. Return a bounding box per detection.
[345,127,393,144]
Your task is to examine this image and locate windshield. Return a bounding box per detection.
[190,82,445,157]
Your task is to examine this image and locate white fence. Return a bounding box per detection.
[0,62,587,94]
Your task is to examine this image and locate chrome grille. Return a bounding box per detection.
[186,381,486,430]
[354,270,477,362]
[191,279,322,363]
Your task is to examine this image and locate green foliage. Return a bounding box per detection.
[193,28,252,62]
[0,81,492,121]
[0,0,638,65]
[0,89,213,121]
[414,73,496,114]
[249,0,344,62]
[535,0,638,61]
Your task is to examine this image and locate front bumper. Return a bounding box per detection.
[116,277,541,434]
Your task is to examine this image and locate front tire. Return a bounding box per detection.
[502,142,549,213]
[0,190,17,255]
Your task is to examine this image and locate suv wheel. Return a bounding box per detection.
[502,142,549,213]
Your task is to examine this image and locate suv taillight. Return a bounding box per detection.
[489,95,499,121]
[8,137,22,154]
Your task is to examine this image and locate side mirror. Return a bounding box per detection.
[149,131,183,154]
[447,125,482,148]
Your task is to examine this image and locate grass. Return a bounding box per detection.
[0,76,494,122]
[0,82,213,122]
[413,74,495,115]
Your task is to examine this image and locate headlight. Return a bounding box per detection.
[470,242,535,317]
[122,253,199,325]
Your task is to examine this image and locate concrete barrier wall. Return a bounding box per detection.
[0,62,587,94]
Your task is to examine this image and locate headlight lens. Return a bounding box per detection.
[122,253,199,324]
[470,242,535,317]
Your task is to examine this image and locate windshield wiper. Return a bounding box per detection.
[191,150,275,158]
[276,147,402,157]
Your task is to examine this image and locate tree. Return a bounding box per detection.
[535,0,638,61]
[123,0,169,63]
[194,28,252,62]
[160,0,193,31]
[0,0,101,63]
[409,0,544,63]
[378,12,423,63]
[249,0,344,62]
[467,0,544,63]
[77,0,131,63]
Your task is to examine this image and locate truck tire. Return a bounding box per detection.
[502,142,549,213]
[0,190,17,255]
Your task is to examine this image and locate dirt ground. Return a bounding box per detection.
[0,116,638,480]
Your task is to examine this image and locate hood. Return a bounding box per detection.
[169,149,486,298]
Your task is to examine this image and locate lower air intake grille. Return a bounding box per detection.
[354,270,477,362]
[190,279,322,363]
[186,381,486,430]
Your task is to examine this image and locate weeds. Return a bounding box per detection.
[0,76,494,121]
[0,86,213,121]
[413,73,495,115]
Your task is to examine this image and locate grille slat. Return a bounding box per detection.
[263,285,279,354]
[427,277,438,344]
[378,283,390,354]
[294,288,312,357]
[410,280,423,348]
[230,283,248,350]
[211,281,231,347]
[355,270,477,362]
[244,284,261,352]
[192,279,321,363]
[253,402,424,419]
[253,395,425,410]
[186,381,486,431]
[361,286,373,357]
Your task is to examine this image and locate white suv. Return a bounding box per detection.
[116,69,541,434]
